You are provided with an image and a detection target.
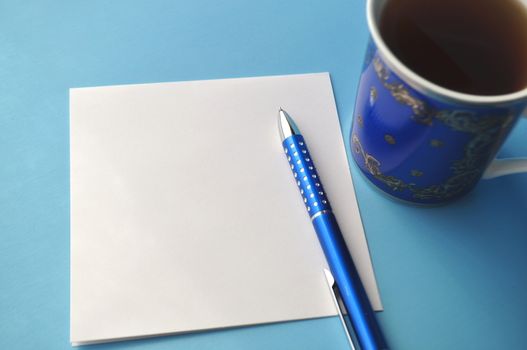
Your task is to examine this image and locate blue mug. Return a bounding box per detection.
[351,0,527,205]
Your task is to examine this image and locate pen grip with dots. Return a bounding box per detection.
[282,135,331,218]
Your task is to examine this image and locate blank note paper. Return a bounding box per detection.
[70,73,382,345]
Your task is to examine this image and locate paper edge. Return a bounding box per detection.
[323,73,384,311]
[70,314,338,346]
[68,72,332,92]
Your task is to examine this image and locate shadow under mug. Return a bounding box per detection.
[351,0,527,205]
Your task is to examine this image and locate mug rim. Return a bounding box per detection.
[367,0,527,105]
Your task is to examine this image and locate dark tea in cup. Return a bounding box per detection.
[380,0,527,96]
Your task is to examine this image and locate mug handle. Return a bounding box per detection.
[483,112,527,179]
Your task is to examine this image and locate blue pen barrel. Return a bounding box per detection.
[313,213,387,350]
[282,129,387,350]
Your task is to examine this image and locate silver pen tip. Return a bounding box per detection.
[278,108,301,141]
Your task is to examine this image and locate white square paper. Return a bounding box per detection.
[70,73,382,345]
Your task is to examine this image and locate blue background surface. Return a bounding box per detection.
[1,1,526,349]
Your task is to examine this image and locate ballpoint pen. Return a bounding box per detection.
[278,108,387,350]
